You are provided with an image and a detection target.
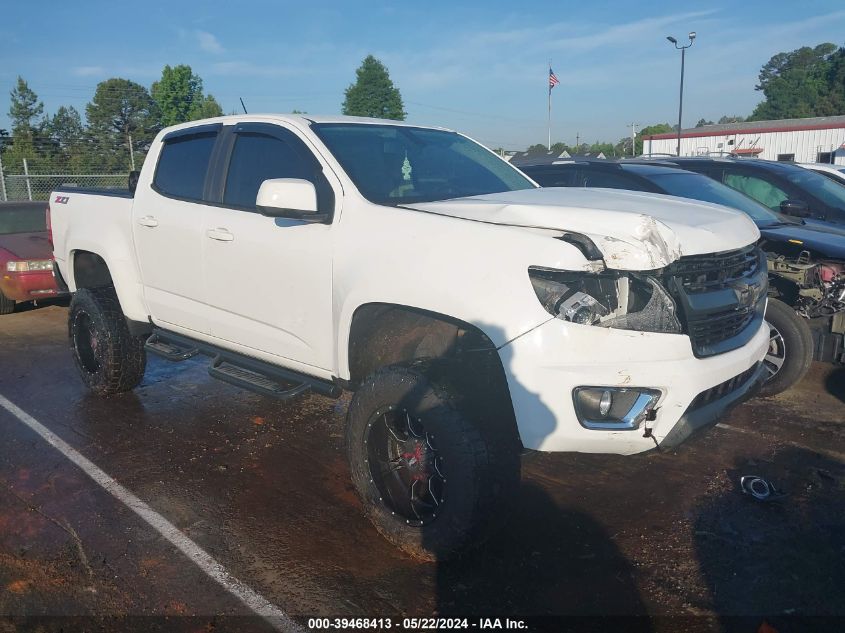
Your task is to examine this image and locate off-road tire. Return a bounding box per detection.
[346,364,520,561]
[0,291,14,315]
[760,298,813,396]
[68,287,146,396]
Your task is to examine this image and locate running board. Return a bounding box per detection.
[145,334,199,361]
[144,328,342,400]
[208,356,311,401]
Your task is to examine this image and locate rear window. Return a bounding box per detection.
[0,205,46,234]
[153,131,218,201]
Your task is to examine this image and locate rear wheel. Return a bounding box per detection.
[0,291,14,315]
[760,298,813,396]
[68,287,147,396]
[346,364,520,561]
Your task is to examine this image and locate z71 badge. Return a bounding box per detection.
[54,195,69,204]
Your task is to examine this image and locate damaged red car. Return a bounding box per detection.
[0,202,59,314]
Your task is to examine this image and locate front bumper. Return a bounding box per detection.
[500,317,770,455]
[0,270,59,302]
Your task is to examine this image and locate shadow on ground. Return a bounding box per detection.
[433,481,650,629]
[823,367,845,403]
[694,447,845,633]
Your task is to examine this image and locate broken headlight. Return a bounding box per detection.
[528,267,682,333]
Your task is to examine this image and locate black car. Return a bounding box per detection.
[520,158,845,394]
[640,156,845,224]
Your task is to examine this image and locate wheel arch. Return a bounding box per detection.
[344,302,520,444]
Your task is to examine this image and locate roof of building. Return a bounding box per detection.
[509,150,607,165]
[645,115,845,141]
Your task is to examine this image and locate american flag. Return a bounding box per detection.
[549,67,560,90]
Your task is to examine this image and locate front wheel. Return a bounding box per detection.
[346,364,520,561]
[68,287,147,396]
[759,298,813,396]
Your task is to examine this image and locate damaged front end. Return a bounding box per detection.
[528,269,682,334]
[768,252,845,363]
[529,243,769,357]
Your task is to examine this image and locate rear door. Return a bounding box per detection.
[202,122,337,372]
[133,124,221,334]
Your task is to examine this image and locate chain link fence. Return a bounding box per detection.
[1,173,129,202]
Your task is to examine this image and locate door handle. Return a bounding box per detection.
[138,215,159,228]
[206,228,234,242]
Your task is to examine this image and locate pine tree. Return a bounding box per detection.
[8,76,44,137]
[342,56,406,120]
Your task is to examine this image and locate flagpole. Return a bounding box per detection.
[547,61,552,150]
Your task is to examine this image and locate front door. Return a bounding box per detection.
[202,123,337,372]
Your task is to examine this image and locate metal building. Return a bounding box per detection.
[642,115,845,165]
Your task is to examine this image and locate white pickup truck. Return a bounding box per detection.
[50,115,769,559]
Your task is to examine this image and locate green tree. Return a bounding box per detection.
[718,115,746,124]
[634,123,674,155]
[695,118,714,127]
[151,65,222,127]
[750,43,840,120]
[3,78,49,173]
[8,76,44,138]
[46,106,87,171]
[342,55,406,120]
[86,78,158,171]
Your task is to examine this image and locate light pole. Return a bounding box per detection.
[666,32,695,157]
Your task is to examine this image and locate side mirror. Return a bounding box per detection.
[779,199,810,218]
[128,170,140,193]
[256,178,326,222]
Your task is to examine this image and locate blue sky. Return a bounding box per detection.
[2,1,844,150]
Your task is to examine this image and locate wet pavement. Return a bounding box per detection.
[0,304,843,632]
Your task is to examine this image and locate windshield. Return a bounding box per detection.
[645,171,790,227]
[311,123,535,205]
[0,206,47,235]
[785,167,845,210]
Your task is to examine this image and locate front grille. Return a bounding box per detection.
[669,244,760,293]
[689,362,760,411]
[688,306,756,349]
[663,245,766,357]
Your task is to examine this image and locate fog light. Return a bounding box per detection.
[599,390,612,417]
[573,387,661,430]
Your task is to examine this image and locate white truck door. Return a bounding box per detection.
[202,122,336,372]
[133,124,222,335]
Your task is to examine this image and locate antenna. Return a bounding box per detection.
[239,98,248,114]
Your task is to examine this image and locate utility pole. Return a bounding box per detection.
[576,132,580,150]
[630,123,638,157]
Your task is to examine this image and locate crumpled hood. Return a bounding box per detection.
[407,187,760,270]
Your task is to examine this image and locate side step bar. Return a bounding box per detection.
[145,333,199,361]
[208,356,311,401]
[144,329,341,401]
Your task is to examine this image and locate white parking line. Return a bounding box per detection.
[0,393,303,633]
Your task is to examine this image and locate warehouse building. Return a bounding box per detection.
[642,115,845,165]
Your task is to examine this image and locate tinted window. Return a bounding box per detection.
[223,132,320,210]
[311,124,534,205]
[783,167,845,210]
[0,205,46,234]
[645,172,785,226]
[154,132,217,201]
[580,170,643,190]
[525,166,580,187]
[723,171,789,210]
